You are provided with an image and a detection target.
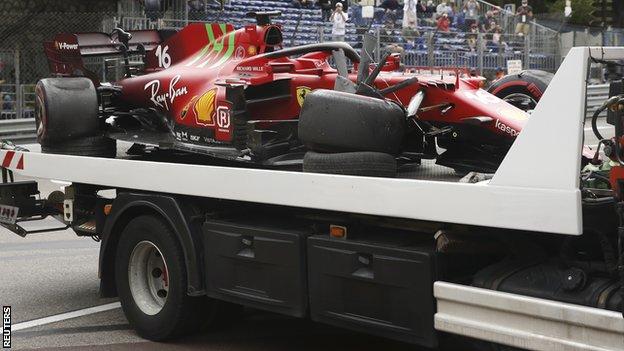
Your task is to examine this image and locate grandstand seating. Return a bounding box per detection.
[191,0,556,72]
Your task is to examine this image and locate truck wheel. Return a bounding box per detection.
[41,136,116,158]
[298,89,405,155]
[115,215,215,340]
[303,151,397,178]
[487,70,553,111]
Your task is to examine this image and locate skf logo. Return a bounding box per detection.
[195,89,217,126]
[296,87,312,107]
[217,106,231,131]
[55,41,79,50]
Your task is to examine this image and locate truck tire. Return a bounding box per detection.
[303,151,397,178]
[487,70,553,111]
[41,135,116,158]
[115,215,216,341]
[298,89,405,155]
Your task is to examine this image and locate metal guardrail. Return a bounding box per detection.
[586,84,609,118]
[0,118,37,145]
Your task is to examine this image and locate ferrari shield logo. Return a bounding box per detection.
[296,87,312,107]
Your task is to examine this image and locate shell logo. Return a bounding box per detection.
[195,89,217,126]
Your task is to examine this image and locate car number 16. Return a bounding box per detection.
[155,45,172,69]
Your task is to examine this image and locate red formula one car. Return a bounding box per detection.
[36,11,532,174]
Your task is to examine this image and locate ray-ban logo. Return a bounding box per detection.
[2,306,10,348]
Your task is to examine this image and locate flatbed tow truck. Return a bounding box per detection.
[0,47,623,351]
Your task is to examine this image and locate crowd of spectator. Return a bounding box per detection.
[290,1,533,34]
[288,0,536,57]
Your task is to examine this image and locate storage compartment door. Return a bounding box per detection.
[203,220,309,317]
[308,235,437,347]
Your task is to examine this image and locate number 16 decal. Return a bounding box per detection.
[155,45,171,68]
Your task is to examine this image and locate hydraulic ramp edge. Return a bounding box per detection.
[434,281,624,351]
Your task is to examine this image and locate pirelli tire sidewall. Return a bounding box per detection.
[35,77,100,145]
[487,70,553,110]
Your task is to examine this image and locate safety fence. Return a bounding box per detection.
[586,84,610,118]
[0,119,36,145]
[0,84,35,120]
[316,27,560,75]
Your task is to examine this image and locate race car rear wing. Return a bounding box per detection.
[43,30,175,80]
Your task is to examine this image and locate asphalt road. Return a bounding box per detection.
[0,120,611,351]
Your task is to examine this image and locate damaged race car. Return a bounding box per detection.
[36,11,541,176]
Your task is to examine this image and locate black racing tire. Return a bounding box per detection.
[35,77,99,144]
[487,70,553,111]
[115,215,217,341]
[303,151,397,178]
[298,89,405,155]
[41,135,117,158]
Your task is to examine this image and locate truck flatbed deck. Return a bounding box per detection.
[0,140,578,235]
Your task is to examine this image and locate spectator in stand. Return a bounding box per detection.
[480,11,496,32]
[318,0,332,21]
[515,0,533,36]
[292,0,314,8]
[2,94,13,112]
[380,0,400,25]
[437,12,450,32]
[330,2,349,41]
[467,23,479,51]
[483,19,497,34]
[462,0,480,31]
[421,0,436,25]
[445,1,456,24]
[403,0,420,41]
[488,25,508,52]
[494,67,505,80]
[416,0,427,19]
[380,26,405,57]
[331,0,348,11]
[425,0,436,17]
[351,0,365,27]
[403,0,418,30]
[436,1,448,18]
